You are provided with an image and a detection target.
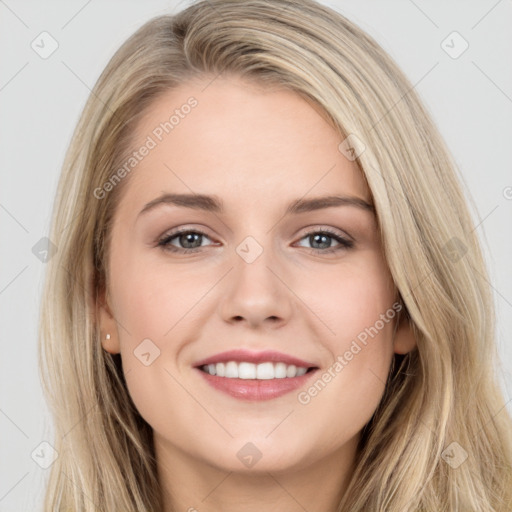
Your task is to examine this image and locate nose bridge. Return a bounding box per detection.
[235,235,276,290]
[219,232,293,327]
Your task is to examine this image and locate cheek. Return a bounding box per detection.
[293,303,396,456]
[295,255,396,418]
[303,253,395,347]
[111,251,208,348]
[109,255,215,430]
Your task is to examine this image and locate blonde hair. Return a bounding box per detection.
[38,0,512,510]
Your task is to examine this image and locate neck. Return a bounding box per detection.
[155,433,359,512]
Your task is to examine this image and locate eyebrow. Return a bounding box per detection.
[138,192,375,217]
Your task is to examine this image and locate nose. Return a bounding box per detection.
[219,242,293,329]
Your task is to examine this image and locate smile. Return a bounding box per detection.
[194,349,319,401]
[200,361,310,379]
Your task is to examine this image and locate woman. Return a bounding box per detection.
[38,0,512,510]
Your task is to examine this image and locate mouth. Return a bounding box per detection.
[198,361,316,379]
[193,349,319,401]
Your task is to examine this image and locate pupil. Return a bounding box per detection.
[181,233,201,248]
[178,233,333,250]
[312,234,330,249]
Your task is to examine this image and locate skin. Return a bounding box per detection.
[98,74,416,512]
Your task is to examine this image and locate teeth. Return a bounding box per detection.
[225,361,238,378]
[201,361,310,379]
[275,362,287,378]
[239,362,256,379]
[256,362,274,380]
[286,364,297,378]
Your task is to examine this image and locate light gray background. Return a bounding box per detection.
[1,1,511,510]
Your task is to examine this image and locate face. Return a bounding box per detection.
[99,74,415,475]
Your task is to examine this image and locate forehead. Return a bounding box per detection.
[118,75,370,213]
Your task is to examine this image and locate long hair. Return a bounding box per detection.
[38,0,512,510]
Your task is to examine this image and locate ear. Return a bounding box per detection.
[96,287,121,355]
[392,306,416,355]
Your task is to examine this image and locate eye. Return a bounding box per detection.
[158,228,215,253]
[157,226,354,255]
[295,228,354,254]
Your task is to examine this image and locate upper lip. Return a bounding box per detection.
[194,349,318,368]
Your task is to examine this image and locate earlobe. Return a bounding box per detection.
[392,311,417,355]
[101,330,120,354]
[97,290,121,354]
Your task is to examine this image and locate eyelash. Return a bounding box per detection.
[157,227,354,255]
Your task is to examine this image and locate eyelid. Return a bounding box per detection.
[157,224,354,254]
[296,224,354,242]
[294,226,354,254]
[157,225,216,247]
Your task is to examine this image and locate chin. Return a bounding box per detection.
[198,435,313,474]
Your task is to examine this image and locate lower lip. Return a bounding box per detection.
[195,368,318,401]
